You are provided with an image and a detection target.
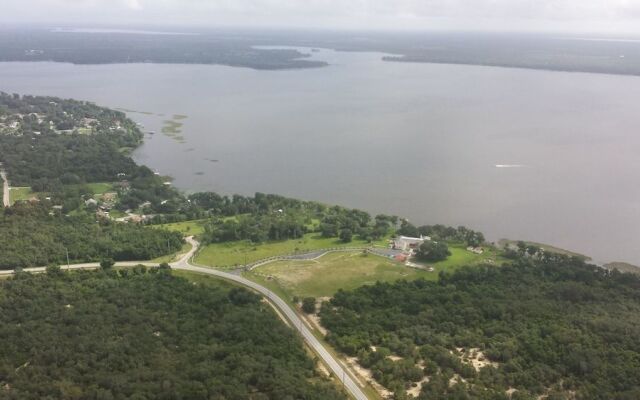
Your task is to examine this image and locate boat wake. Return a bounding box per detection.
[495,164,525,168]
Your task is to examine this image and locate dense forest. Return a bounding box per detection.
[319,252,640,399]
[0,269,346,399]
[0,203,183,269]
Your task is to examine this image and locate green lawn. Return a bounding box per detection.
[86,182,114,195]
[247,251,431,298]
[9,187,38,204]
[64,182,114,196]
[153,219,208,237]
[109,209,127,219]
[428,243,506,274]
[9,183,113,206]
[195,233,390,269]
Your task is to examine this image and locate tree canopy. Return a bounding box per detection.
[0,269,346,400]
[320,254,640,399]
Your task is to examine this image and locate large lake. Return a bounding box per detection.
[2,48,639,264]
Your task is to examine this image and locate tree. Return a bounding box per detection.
[415,241,450,262]
[46,264,63,276]
[100,258,115,270]
[302,297,316,314]
[339,228,353,243]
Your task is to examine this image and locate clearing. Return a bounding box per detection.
[247,251,431,298]
[153,219,209,236]
[9,187,38,204]
[428,244,505,274]
[195,233,389,269]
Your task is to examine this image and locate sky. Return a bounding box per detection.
[3,0,640,34]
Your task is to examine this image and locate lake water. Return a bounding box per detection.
[1,48,639,264]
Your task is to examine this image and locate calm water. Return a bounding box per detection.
[1,49,639,264]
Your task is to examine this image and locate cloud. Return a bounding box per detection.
[3,0,640,33]
[124,0,142,11]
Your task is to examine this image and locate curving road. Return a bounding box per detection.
[0,237,369,400]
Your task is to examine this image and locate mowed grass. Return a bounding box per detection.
[9,183,112,205]
[247,251,431,298]
[153,219,208,237]
[195,233,390,269]
[86,182,113,195]
[9,187,35,204]
[65,182,114,196]
[429,244,506,274]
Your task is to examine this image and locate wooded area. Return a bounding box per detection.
[320,253,640,399]
[0,203,184,269]
[0,269,346,399]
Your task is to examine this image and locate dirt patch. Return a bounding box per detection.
[317,361,331,377]
[407,376,429,398]
[456,347,498,371]
[346,356,393,399]
[448,373,467,387]
[305,313,328,336]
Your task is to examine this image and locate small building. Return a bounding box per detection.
[467,246,484,255]
[85,198,98,207]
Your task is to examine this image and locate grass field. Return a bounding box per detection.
[247,251,430,298]
[195,233,390,269]
[64,182,114,196]
[86,182,114,195]
[153,219,208,236]
[428,244,506,274]
[9,183,112,205]
[9,187,35,204]
[243,242,506,299]
[109,209,127,218]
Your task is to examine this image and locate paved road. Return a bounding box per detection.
[0,237,369,400]
[1,169,9,207]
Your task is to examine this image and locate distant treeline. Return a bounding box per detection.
[0,30,327,70]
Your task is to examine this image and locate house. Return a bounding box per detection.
[467,246,484,255]
[392,235,431,252]
[85,198,98,207]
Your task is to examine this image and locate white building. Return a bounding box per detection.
[393,235,431,252]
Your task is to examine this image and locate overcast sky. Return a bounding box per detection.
[3,0,640,34]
